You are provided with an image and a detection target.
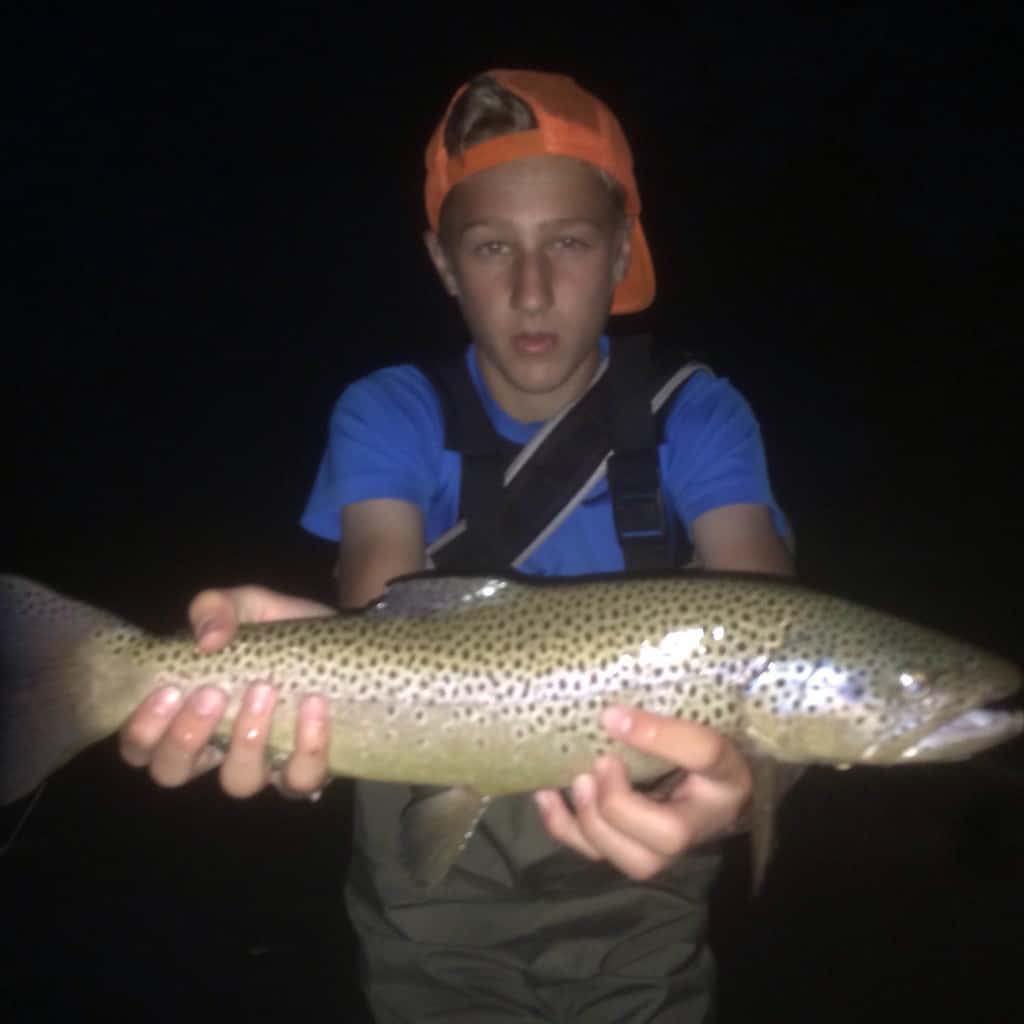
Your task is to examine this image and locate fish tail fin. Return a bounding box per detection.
[0,574,129,805]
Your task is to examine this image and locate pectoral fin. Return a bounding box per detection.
[400,786,491,888]
[748,758,805,892]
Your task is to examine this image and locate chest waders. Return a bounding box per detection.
[346,338,721,1023]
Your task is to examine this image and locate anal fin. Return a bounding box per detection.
[400,786,491,888]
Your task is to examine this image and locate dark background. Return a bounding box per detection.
[3,5,1021,1021]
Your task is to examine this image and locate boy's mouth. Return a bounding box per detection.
[512,332,557,354]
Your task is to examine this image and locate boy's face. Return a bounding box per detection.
[425,154,631,422]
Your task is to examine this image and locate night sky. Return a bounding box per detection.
[4,5,1022,1021]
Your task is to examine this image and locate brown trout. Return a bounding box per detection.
[1,571,1020,885]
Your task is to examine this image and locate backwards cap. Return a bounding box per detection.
[425,70,655,315]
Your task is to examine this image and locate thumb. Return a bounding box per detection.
[188,589,241,652]
[602,705,731,776]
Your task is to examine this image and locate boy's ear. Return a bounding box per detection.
[424,230,459,297]
[612,216,634,285]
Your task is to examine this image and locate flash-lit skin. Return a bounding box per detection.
[424,155,630,422]
[117,152,794,878]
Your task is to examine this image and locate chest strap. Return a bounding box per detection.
[421,337,708,572]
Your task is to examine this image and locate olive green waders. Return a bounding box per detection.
[346,780,719,1022]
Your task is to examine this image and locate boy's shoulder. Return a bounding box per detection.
[339,361,442,413]
[332,362,447,445]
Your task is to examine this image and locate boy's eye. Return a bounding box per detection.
[553,236,588,251]
[474,240,509,257]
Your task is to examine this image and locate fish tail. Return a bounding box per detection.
[0,574,129,805]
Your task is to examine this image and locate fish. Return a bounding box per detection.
[1,571,1020,886]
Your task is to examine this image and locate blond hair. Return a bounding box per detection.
[438,74,626,234]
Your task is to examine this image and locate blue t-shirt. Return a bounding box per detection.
[301,338,788,575]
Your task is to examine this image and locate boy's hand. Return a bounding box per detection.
[118,586,334,799]
[533,705,752,879]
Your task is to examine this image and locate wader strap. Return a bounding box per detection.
[421,358,519,569]
[421,341,710,572]
[608,335,674,571]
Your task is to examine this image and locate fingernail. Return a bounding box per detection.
[534,790,553,813]
[301,694,328,718]
[300,713,326,747]
[151,687,182,715]
[194,620,219,650]
[192,687,225,716]
[246,684,273,714]
[602,706,633,736]
[572,774,594,808]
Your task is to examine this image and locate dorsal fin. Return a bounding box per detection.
[367,573,528,619]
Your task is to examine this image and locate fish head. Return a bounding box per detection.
[741,601,1022,766]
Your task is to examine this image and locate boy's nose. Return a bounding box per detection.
[510,251,553,312]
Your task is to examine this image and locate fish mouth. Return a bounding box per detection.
[896,654,1023,762]
[897,702,1024,762]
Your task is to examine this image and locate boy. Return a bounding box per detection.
[121,70,793,1021]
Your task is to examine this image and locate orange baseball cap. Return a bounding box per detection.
[424,70,656,315]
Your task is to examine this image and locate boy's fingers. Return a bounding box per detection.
[147,686,227,787]
[534,789,602,860]
[188,589,241,652]
[219,683,277,798]
[277,695,331,797]
[584,756,692,859]
[118,686,183,767]
[602,706,733,778]
[568,768,667,878]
